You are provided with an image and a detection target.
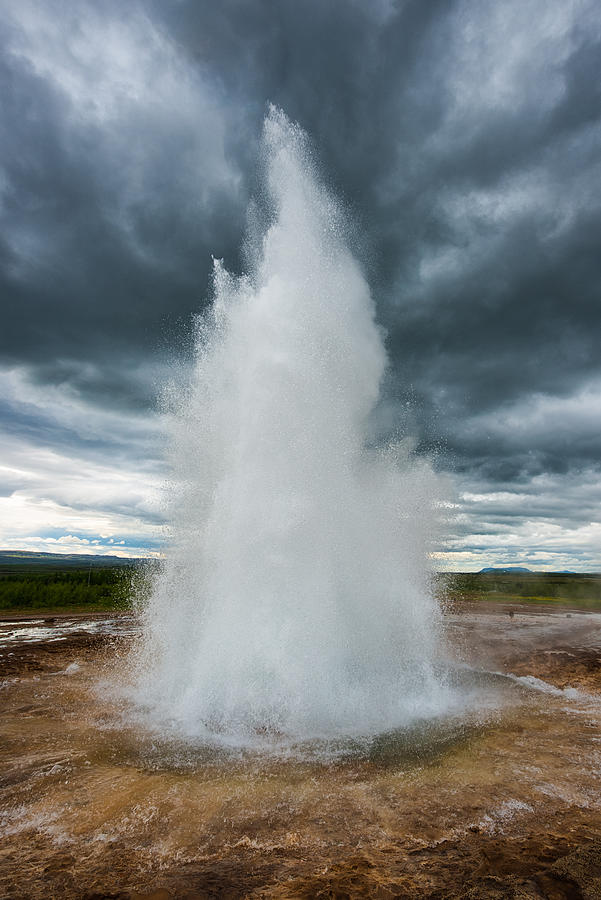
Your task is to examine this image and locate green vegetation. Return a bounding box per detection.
[437,571,601,610]
[0,567,135,612]
[0,551,599,614]
[0,552,157,613]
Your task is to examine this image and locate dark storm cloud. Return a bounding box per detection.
[1,0,600,564]
[0,0,247,406]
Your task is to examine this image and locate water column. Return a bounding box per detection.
[131,107,448,742]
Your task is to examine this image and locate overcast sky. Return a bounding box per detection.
[1,0,600,570]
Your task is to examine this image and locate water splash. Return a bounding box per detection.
[131,107,450,742]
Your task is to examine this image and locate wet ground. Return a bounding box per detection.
[1,604,600,899]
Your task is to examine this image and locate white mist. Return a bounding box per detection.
[132,107,449,741]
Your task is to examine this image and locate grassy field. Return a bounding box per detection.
[438,571,601,610]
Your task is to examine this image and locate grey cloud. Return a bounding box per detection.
[0,2,245,384]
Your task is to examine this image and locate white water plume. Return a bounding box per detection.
[131,107,450,742]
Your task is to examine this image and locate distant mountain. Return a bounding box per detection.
[479,566,533,574]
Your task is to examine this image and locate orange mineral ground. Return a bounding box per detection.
[1,603,600,899]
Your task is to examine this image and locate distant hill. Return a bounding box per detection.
[479,566,533,574]
[0,550,143,570]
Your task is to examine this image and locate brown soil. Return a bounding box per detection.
[1,606,600,899]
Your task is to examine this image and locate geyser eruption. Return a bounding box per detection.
[133,107,449,741]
